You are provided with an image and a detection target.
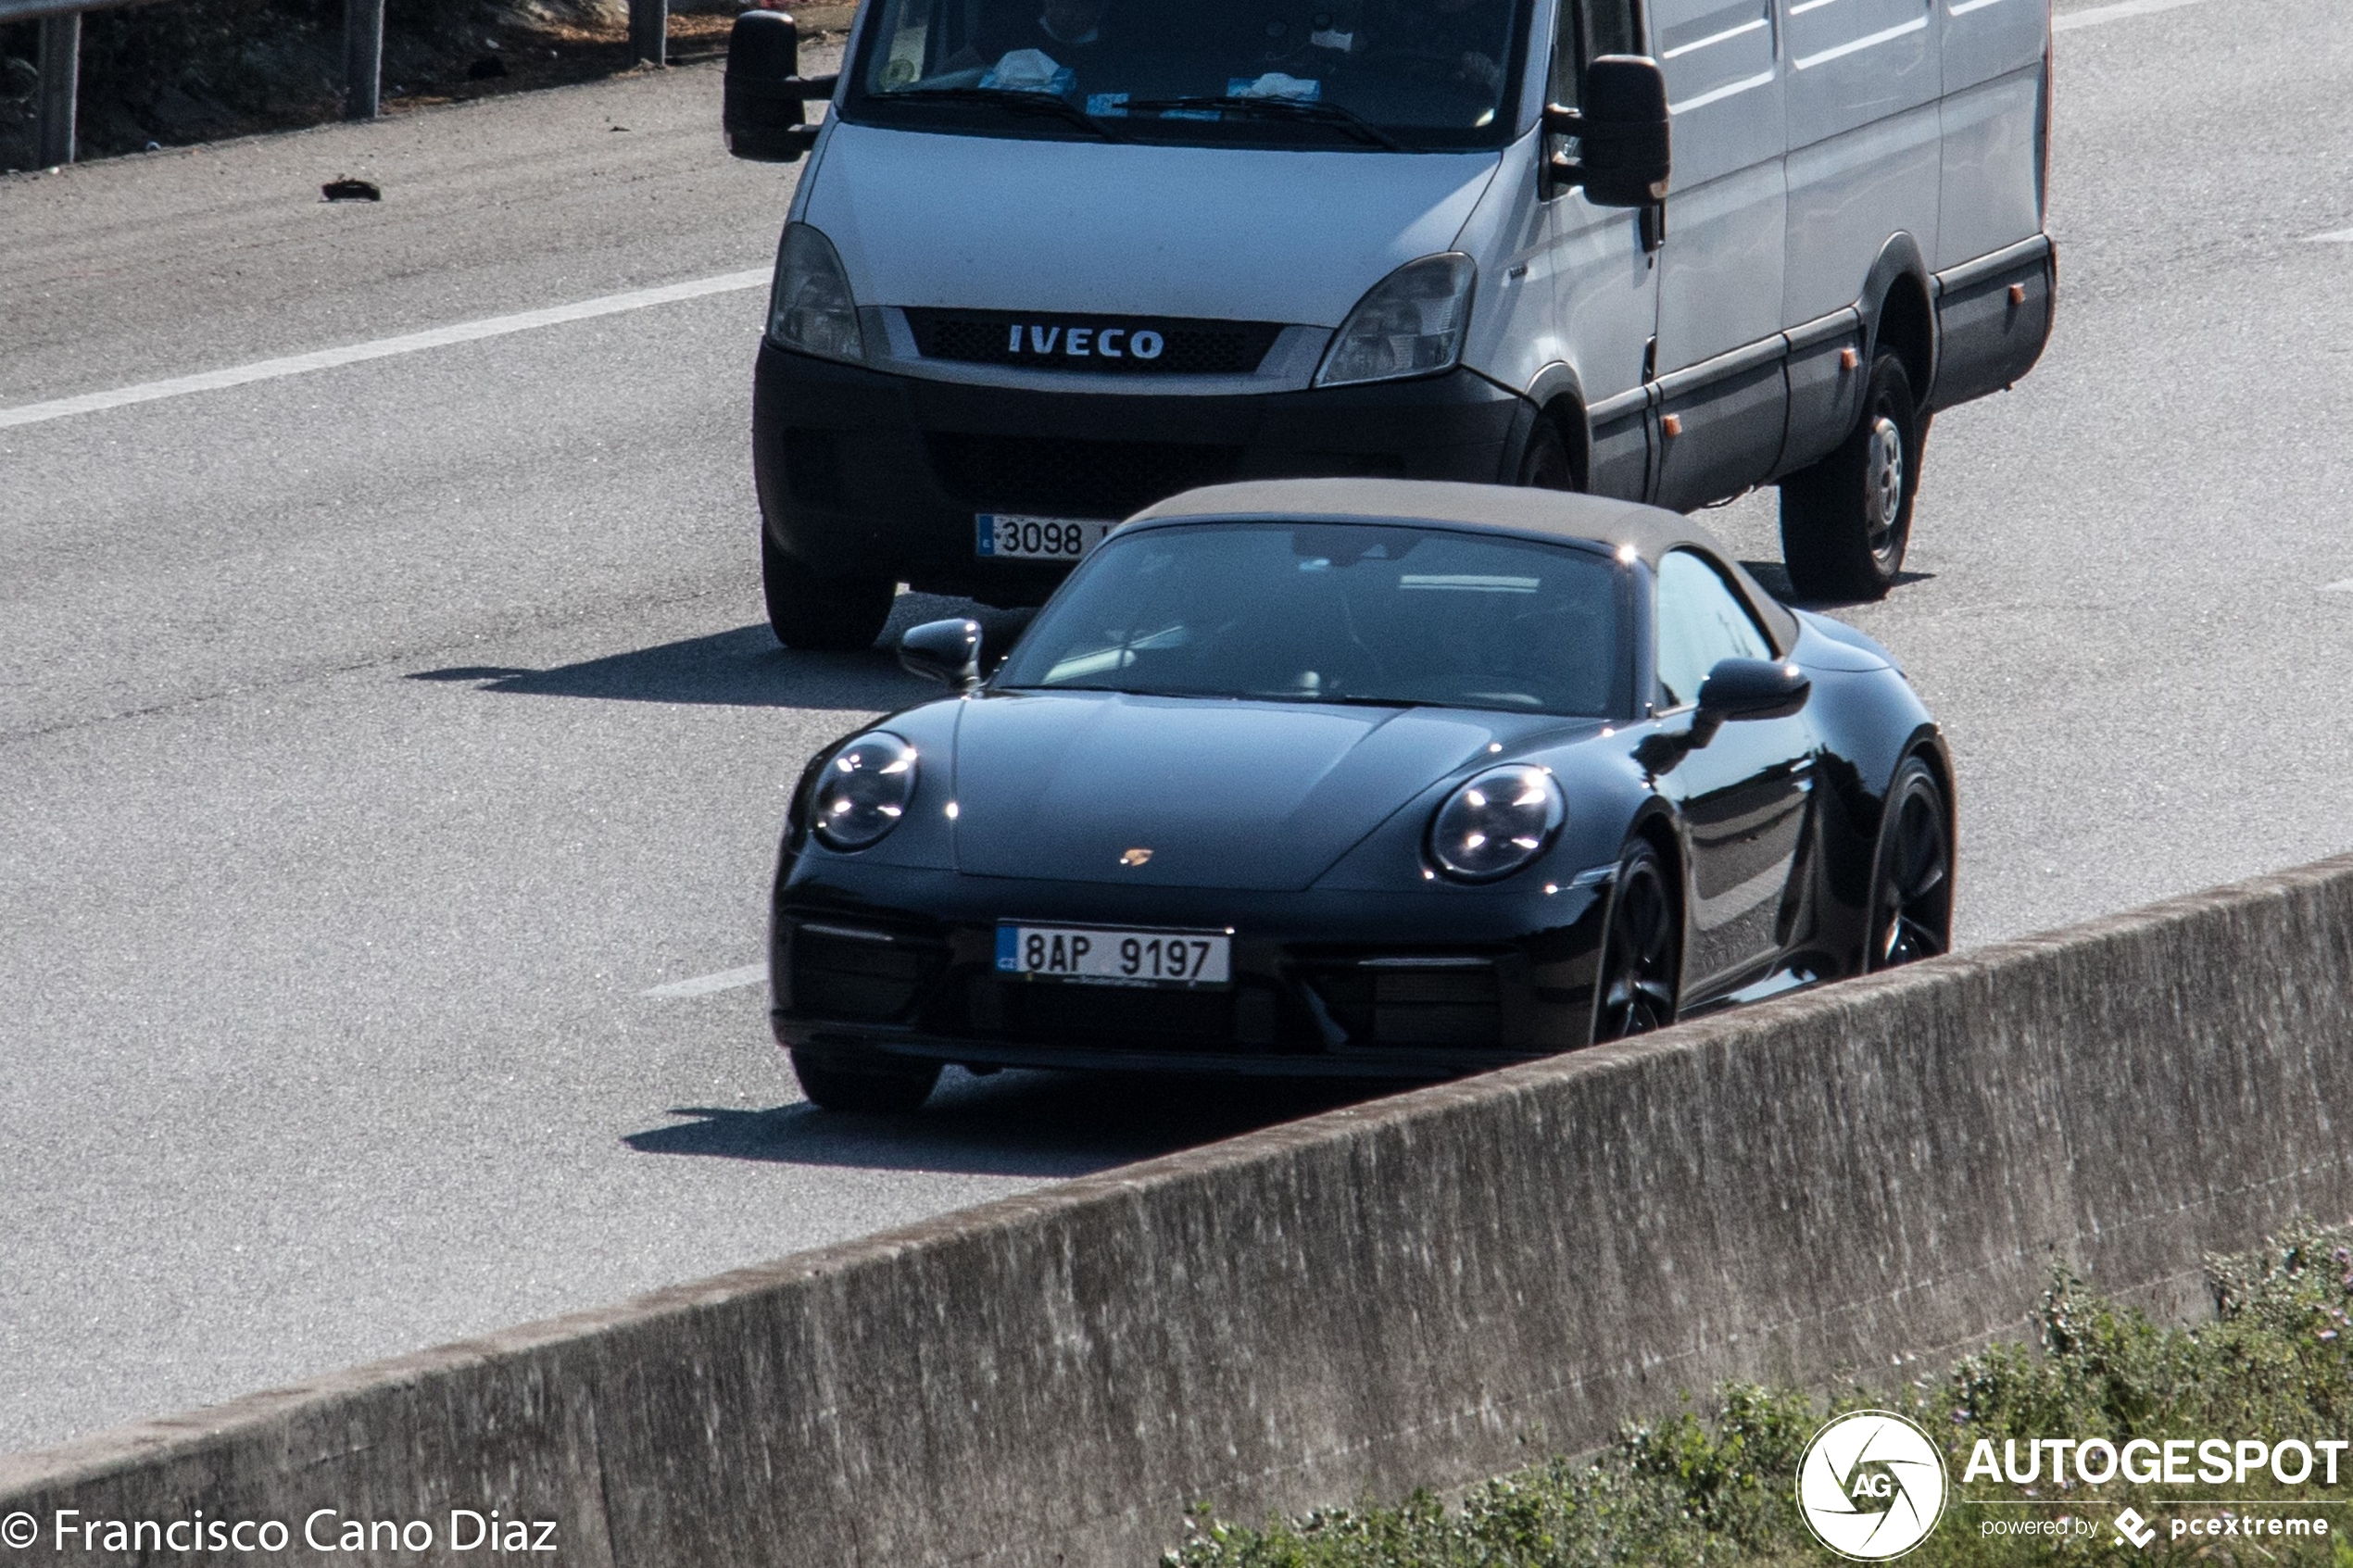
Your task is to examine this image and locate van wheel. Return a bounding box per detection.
[1517,420,1575,490]
[1779,350,1919,602]
[761,531,896,651]
[790,1049,940,1113]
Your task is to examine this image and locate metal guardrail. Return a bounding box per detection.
[6,0,674,167]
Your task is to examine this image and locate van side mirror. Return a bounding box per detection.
[900,619,984,690]
[1543,56,1670,208]
[724,11,838,162]
[1691,658,1809,746]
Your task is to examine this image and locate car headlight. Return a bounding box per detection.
[1314,253,1477,388]
[770,222,864,363]
[810,732,916,850]
[1428,764,1565,882]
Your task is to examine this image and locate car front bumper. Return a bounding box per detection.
[752,343,1534,603]
[770,859,1611,1080]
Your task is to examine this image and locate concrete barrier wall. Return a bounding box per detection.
[7,853,2353,1565]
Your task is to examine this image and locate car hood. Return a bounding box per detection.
[949,692,1515,890]
[804,124,1501,327]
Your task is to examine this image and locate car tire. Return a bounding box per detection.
[1863,755,1953,972]
[1517,418,1575,490]
[1592,839,1680,1042]
[761,531,896,651]
[789,1048,941,1113]
[1779,349,1921,603]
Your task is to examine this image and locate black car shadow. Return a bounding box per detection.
[405,597,1038,712]
[623,1068,1397,1179]
[1740,560,1934,609]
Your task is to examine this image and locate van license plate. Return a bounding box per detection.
[996,923,1232,987]
[975,515,1116,560]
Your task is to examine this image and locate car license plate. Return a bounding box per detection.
[975,515,1117,561]
[996,923,1231,987]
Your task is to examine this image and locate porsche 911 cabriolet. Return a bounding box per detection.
[769,479,1952,1112]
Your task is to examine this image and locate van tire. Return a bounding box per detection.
[1779,351,1919,602]
[761,532,896,651]
[1517,420,1575,490]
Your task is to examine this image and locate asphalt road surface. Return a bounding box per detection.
[3,0,2348,1457]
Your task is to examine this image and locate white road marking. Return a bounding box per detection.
[2322,580,2353,594]
[2053,0,2209,31]
[639,963,767,999]
[0,268,771,432]
[2308,227,2353,245]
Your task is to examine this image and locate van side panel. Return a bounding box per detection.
[1935,69,2044,267]
[1456,129,1576,407]
[1651,0,1786,370]
[1781,103,1942,324]
[1780,0,1942,328]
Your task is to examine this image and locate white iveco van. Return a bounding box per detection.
[723,0,2053,648]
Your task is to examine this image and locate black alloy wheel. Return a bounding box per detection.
[1593,840,1680,1041]
[789,1048,941,1113]
[761,529,898,651]
[1865,757,1953,972]
[1779,349,1922,603]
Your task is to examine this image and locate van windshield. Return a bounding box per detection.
[842,0,1530,150]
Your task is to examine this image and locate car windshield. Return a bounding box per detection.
[994,522,1623,715]
[843,0,1529,150]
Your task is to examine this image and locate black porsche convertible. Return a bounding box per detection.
[770,480,1953,1112]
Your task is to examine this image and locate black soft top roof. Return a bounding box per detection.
[1128,479,1798,653]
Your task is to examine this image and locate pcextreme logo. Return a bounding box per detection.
[1796,1410,1951,1560]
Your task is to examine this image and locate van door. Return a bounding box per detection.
[1643,0,1788,513]
[1936,0,2045,267]
[1782,0,1943,325]
[1546,0,1657,501]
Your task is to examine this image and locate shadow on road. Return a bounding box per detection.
[408,625,924,712]
[623,1068,1402,1179]
[405,596,1038,711]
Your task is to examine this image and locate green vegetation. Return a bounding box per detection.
[1167,1223,2353,1566]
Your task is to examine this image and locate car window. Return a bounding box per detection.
[995,522,1623,717]
[1654,547,1772,709]
[847,0,1535,150]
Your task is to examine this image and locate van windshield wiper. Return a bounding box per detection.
[1119,94,1406,151]
[892,85,1124,141]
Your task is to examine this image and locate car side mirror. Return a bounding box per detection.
[724,11,838,162]
[900,619,984,691]
[1543,56,1670,208]
[1691,658,1809,746]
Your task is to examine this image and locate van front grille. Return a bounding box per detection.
[905,309,1283,377]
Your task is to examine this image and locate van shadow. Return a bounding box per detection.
[406,596,1035,712]
[623,1068,1398,1179]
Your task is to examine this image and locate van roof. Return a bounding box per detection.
[1127,479,1798,651]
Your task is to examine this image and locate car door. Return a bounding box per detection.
[1545,0,1658,500]
[1651,547,1816,997]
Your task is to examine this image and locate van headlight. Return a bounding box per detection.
[770,223,865,363]
[1428,765,1564,882]
[1315,254,1477,388]
[810,732,916,850]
